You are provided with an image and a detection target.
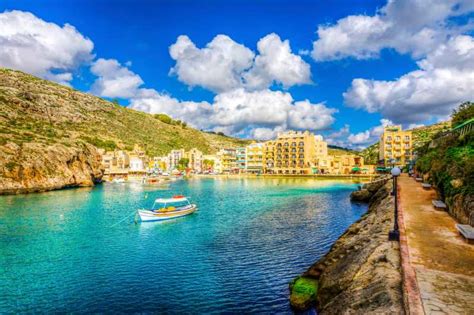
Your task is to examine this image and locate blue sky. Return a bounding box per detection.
[1,0,473,148]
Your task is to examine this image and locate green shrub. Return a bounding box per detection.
[5,162,16,171]
[154,113,173,124]
[452,101,474,127]
[82,136,117,151]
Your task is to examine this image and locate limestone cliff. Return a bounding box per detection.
[0,68,249,194]
[0,142,103,194]
[290,182,404,314]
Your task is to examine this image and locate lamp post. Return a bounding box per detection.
[389,166,401,241]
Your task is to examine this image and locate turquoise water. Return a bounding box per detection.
[0,177,367,313]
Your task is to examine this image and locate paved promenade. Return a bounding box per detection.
[399,174,474,314]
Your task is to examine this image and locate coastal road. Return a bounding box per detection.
[399,174,474,314]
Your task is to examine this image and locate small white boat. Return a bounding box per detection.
[112,178,126,183]
[137,195,197,222]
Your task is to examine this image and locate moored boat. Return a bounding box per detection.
[137,195,197,222]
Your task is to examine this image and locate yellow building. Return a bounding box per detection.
[314,135,328,157]
[263,130,317,174]
[245,142,264,174]
[185,148,203,172]
[316,154,364,174]
[101,150,130,171]
[379,125,413,166]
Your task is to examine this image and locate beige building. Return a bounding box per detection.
[316,154,364,174]
[314,135,328,157]
[167,149,185,170]
[185,148,203,172]
[216,148,238,173]
[379,125,413,166]
[245,142,264,174]
[101,150,130,171]
[263,130,317,174]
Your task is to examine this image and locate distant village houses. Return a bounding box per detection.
[99,128,411,179]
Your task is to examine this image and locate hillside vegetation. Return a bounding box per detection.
[415,102,473,225]
[0,69,249,156]
[0,69,250,194]
[359,121,452,164]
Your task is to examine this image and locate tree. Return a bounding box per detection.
[452,102,474,127]
[203,159,214,170]
[177,158,190,171]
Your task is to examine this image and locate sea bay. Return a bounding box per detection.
[0,177,367,313]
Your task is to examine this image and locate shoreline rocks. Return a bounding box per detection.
[290,181,404,314]
[0,142,103,195]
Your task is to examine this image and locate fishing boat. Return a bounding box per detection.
[137,195,197,222]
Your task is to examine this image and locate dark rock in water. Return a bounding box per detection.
[366,180,386,193]
[350,189,372,202]
[350,179,388,202]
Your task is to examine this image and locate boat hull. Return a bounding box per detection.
[138,205,197,222]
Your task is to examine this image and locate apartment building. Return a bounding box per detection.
[379,125,413,166]
[236,147,246,173]
[168,149,185,170]
[263,130,317,174]
[245,142,264,174]
[216,148,238,173]
[314,135,328,157]
[185,148,203,172]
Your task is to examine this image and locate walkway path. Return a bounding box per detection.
[399,174,474,314]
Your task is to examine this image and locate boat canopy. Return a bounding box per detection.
[154,197,188,203]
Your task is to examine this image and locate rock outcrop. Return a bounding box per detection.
[0,141,103,194]
[446,193,474,226]
[290,182,404,314]
[350,179,388,202]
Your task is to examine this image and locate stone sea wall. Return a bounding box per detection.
[290,181,404,314]
[0,142,103,194]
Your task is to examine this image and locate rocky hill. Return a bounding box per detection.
[360,121,452,164]
[0,69,250,194]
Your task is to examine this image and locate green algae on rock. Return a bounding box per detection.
[289,276,319,311]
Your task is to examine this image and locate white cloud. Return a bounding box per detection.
[311,0,474,61]
[348,130,371,145]
[169,33,311,93]
[0,10,94,84]
[327,119,394,149]
[129,88,336,138]
[90,58,144,98]
[169,34,255,93]
[243,33,311,90]
[344,35,474,123]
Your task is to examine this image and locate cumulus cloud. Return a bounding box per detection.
[0,10,94,84]
[243,33,311,90]
[344,35,474,123]
[90,58,144,98]
[169,33,311,93]
[169,34,255,93]
[129,88,336,138]
[311,0,474,61]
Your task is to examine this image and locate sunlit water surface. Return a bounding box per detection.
[0,177,367,313]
